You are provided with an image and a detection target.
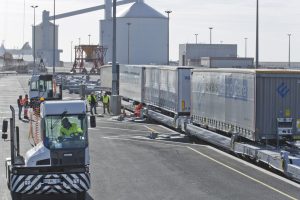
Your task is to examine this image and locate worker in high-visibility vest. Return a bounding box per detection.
[87,93,97,115]
[60,117,83,139]
[22,94,29,120]
[17,95,23,120]
[102,92,110,114]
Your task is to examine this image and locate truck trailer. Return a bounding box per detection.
[190,68,300,142]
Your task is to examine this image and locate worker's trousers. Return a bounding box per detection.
[18,105,22,119]
[103,103,110,114]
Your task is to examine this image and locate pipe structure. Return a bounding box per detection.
[209,27,213,44]
[31,5,38,69]
[112,0,118,95]
[127,23,131,64]
[255,0,259,68]
[53,0,56,73]
[288,33,291,67]
[48,0,137,20]
[165,10,172,65]
[245,37,248,58]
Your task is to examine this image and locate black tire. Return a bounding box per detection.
[77,191,86,200]
[11,192,22,200]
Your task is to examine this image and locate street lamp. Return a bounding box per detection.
[112,0,117,96]
[101,31,104,46]
[53,0,56,74]
[127,23,131,64]
[165,10,172,65]
[245,37,248,58]
[288,33,291,67]
[88,34,91,45]
[195,34,198,44]
[31,5,38,69]
[71,41,73,63]
[255,0,259,68]
[209,27,213,44]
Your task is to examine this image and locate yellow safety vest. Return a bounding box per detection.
[60,123,83,136]
[87,95,91,103]
[103,95,109,104]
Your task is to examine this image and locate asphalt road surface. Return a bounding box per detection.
[0,74,300,200]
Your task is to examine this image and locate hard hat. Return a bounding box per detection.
[40,97,45,101]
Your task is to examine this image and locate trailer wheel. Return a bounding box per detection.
[77,191,86,200]
[11,192,22,200]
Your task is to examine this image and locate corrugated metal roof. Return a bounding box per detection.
[117,1,167,19]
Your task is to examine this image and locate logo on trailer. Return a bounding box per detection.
[277,82,290,98]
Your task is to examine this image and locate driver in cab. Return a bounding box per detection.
[60,117,83,139]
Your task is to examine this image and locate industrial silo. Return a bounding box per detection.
[33,11,62,67]
[100,0,168,65]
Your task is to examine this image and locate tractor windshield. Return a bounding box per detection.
[44,114,88,149]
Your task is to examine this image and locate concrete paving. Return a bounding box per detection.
[1,74,300,200]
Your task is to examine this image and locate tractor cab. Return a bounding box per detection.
[29,74,62,101]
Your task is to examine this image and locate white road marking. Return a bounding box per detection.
[158,125,178,133]
[187,146,298,200]
[102,135,206,149]
[103,134,300,189]
[96,126,151,133]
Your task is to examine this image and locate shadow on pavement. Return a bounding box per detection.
[22,192,93,200]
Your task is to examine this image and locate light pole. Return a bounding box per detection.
[88,34,91,45]
[165,10,172,65]
[53,0,56,74]
[244,37,248,58]
[195,34,198,44]
[255,0,259,68]
[31,5,38,69]
[71,41,73,63]
[78,37,81,46]
[112,0,117,95]
[209,27,213,44]
[127,23,131,64]
[288,33,291,67]
[101,31,104,46]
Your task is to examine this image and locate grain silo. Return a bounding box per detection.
[100,0,168,65]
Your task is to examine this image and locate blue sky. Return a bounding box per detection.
[1,0,300,62]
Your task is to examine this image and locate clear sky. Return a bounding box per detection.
[1,0,299,62]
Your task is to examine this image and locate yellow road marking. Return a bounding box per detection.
[144,125,157,133]
[187,146,298,200]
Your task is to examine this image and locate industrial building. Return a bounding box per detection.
[179,43,255,68]
[32,0,168,67]
[179,44,237,66]
[100,0,168,65]
[201,57,254,68]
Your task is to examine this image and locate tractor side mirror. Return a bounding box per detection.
[2,119,8,133]
[90,115,96,128]
[2,119,8,140]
